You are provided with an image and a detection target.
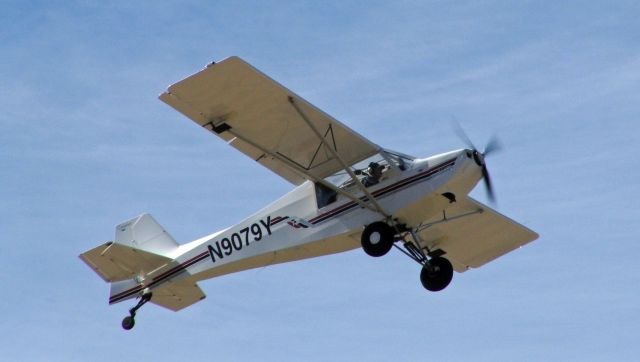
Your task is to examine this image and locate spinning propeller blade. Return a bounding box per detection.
[483,135,502,156]
[453,122,502,204]
[481,165,496,203]
[453,121,476,151]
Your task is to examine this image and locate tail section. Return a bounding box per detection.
[114,213,179,257]
[148,279,206,311]
[80,213,206,312]
[80,240,173,283]
[109,279,141,304]
[79,214,177,283]
[107,276,206,311]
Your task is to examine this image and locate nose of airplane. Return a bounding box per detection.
[462,147,497,204]
[462,149,483,167]
[472,149,485,167]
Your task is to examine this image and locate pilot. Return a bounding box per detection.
[363,162,384,187]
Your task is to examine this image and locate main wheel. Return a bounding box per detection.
[361,222,395,257]
[122,316,135,330]
[420,257,453,292]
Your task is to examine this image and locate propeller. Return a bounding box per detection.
[453,122,502,204]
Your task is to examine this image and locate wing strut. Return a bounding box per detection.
[287,96,390,219]
[216,122,383,214]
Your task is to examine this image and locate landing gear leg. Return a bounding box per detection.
[121,290,152,330]
[394,229,454,292]
[361,220,455,291]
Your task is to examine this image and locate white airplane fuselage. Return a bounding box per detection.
[109,148,483,305]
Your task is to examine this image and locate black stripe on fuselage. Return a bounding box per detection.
[110,157,457,304]
[309,158,456,225]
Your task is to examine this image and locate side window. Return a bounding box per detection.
[315,182,337,208]
[397,157,406,171]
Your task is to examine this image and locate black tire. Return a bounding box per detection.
[361,222,395,257]
[420,257,453,292]
[122,316,135,330]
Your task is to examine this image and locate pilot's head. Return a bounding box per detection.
[368,162,382,176]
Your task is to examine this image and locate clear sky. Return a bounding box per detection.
[2,1,639,361]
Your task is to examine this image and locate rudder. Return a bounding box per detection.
[114,213,179,257]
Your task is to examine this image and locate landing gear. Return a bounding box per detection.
[399,239,454,292]
[360,219,455,292]
[420,257,453,292]
[121,291,152,330]
[361,222,395,257]
[383,224,454,292]
[121,316,135,330]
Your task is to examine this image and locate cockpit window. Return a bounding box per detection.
[315,182,337,208]
[321,150,413,194]
[361,162,385,187]
[384,150,414,171]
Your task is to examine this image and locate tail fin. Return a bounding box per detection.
[79,214,179,283]
[81,213,206,311]
[114,213,179,257]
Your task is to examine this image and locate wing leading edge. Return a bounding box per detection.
[159,56,379,185]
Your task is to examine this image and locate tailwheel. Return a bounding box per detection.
[121,316,135,330]
[121,291,152,330]
[420,257,453,292]
[361,221,395,257]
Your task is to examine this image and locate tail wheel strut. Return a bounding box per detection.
[122,291,152,330]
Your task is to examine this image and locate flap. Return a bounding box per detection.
[150,280,206,312]
[418,197,539,272]
[79,242,172,282]
[159,56,379,185]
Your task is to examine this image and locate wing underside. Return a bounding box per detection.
[159,56,379,185]
[417,196,538,272]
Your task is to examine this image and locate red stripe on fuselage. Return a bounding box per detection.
[110,157,458,303]
[309,158,456,224]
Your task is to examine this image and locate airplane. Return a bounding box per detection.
[79,56,538,330]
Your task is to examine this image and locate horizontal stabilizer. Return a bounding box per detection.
[79,242,172,282]
[150,279,206,312]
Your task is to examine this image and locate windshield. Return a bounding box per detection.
[323,150,413,191]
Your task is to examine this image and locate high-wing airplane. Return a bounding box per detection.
[80,56,538,330]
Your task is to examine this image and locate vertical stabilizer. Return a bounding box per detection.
[79,214,179,283]
[115,214,179,257]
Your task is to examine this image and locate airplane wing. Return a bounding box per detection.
[159,56,379,185]
[416,196,538,272]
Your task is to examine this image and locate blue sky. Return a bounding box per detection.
[2,1,639,360]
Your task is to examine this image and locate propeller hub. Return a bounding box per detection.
[472,150,485,167]
[454,122,501,205]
